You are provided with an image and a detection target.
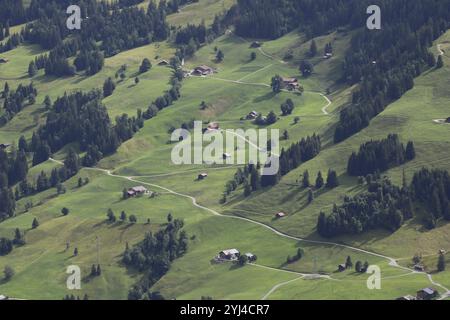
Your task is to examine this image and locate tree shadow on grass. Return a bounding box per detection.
[228,263,244,271]
[253,91,276,103]
[92,220,109,228]
[118,223,133,231]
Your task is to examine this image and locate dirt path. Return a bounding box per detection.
[47,156,450,299]
[42,41,449,299]
[196,75,332,116]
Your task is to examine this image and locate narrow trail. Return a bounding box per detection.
[237,63,274,82]
[320,93,332,115]
[197,75,332,116]
[47,156,450,298]
[261,277,304,300]
[207,32,332,115]
[41,42,449,300]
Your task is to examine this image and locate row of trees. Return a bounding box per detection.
[334,0,449,142]
[227,0,449,145]
[106,208,138,224]
[318,166,450,237]
[18,1,169,77]
[29,90,143,167]
[301,169,339,190]
[347,134,416,176]
[0,21,11,41]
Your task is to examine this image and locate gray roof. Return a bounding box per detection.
[421,288,436,295]
[221,249,239,256]
[130,186,148,193]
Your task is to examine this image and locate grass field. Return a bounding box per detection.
[1,4,449,299]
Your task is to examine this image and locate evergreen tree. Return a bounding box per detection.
[32,218,39,229]
[250,168,260,191]
[266,111,277,125]
[302,170,310,188]
[280,98,294,115]
[107,209,116,222]
[64,149,80,176]
[238,254,248,266]
[61,207,70,216]
[18,136,28,152]
[307,189,314,203]
[405,141,416,161]
[309,39,317,57]
[216,49,224,62]
[315,171,324,189]
[44,95,52,110]
[326,170,339,188]
[103,77,116,97]
[431,189,442,217]
[3,265,14,281]
[345,256,353,269]
[91,264,97,276]
[437,55,444,69]
[28,61,37,77]
[355,261,362,273]
[438,253,446,272]
[282,130,289,140]
[13,228,25,246]
[270,75,282,93]
[363,261,369,272]
[120,211,127,221]
[139,58,152,73]
[300,60,313,77]
[244,182,252,197]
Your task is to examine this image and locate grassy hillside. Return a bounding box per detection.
[1,4,449,300]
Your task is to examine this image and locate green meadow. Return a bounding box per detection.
[1,3,449,300]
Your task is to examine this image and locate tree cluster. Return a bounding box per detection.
[411,168,450,228]
[347,135,415,176]
[124,214,188,300]
[0,82,38,126]
[317,177,414,237]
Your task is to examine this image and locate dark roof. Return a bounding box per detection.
[281,77,298,83]
[195,65,214,72]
